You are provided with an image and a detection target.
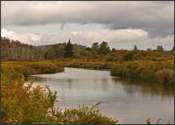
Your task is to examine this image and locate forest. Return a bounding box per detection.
[1,37,174,124]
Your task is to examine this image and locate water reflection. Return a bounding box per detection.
[68,79,72,90]
[25,67,174,124]
[112,77,174,98]
[27,75,174,98]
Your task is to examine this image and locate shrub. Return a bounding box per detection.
[110,60,174,85]
[57,102,119,124]
[153,69,174,86]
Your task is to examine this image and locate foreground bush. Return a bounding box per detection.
[58,103,118,124]
[146,117,171,124]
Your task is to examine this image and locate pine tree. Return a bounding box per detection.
[64,39,73,58]
[133,45,138,51]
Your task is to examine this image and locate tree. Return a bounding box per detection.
[99,41,111,55]
[133,45,138,51]
[55,43,66,58]
[91,42,99,55]
[157,45,164,53]
[112,48,116,52]
[64,39,73,58]
[47,48,56,59]
[147,48,151,51]
[86,47,91,51]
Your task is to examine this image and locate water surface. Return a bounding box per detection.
[25,67,174,124]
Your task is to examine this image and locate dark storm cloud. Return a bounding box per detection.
[103,1,174,37]
[1,1,174,37]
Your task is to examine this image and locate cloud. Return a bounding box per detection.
[1,28,173,50]
[71,28,148,45]
[1,29,41,44]
[1,1,174,37]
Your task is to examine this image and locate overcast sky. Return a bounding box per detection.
[1,1,174,50]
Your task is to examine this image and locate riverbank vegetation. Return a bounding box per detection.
[1,61,172,124]
[1,61,64,79]
[1,37,174,124]
[2,37,174,86]
[1,62,118,124]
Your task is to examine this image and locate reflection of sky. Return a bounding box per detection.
[25,67,174,124]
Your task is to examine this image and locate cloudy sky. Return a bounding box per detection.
[1,1,174,50]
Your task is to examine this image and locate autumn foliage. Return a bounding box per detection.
[1,37,174,124]
[1,61,118,124]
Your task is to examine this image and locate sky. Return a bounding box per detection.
[1,1,174,50]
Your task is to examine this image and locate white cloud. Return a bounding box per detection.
[1,29,13,37]
[1,28,173,50]
[1,29,41,44]
[71,28,148,45]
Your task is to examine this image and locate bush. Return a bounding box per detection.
[153,69,174,86]
[56,103,119,124]
[110,60,174,84]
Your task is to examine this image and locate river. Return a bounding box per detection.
[25,67,174,124]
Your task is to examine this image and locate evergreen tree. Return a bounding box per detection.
[133,45,138,51]
[64,39,73,58]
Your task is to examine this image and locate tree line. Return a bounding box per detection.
[1,37,51,61]
[1,37,174,61]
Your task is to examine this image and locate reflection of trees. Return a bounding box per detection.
[101,79,108,91]
[123,85,140,97]
[112,77,174,98]
[68,79,72,90]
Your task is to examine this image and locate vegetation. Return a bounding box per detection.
[1,62,118,124]
[1,37,51,61]
[64,39,74,58]
[1,61,64,79]
[1,37,174,124]
[110,59,174,86]
[146,117,171,124]
[58,103,118,124]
